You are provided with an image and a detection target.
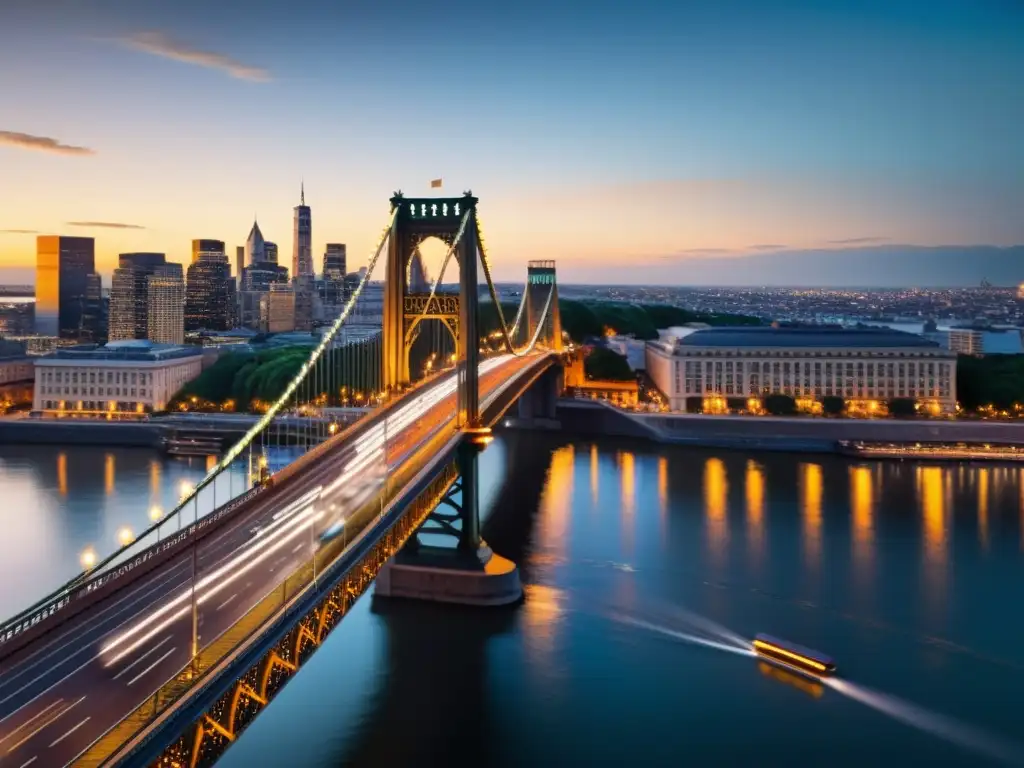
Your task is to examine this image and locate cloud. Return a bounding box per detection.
[677,247,733,255]
[748,243,787,250]
[0,131,94,156]
[120,31,271,82]
[0,229,39,234]
[67,221,146,229]
[825,236,890,245]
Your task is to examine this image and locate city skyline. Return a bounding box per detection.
[0,0,1021,285]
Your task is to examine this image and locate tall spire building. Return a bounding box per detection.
[292,183,314,330]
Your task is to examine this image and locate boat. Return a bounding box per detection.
[753,633,836,677]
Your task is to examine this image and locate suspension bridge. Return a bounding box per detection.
[0,191,568,768]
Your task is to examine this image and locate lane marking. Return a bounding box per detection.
[127,648,177,687]
[112,636,172,681]
[48,716,89,748]
[0,699,62,748]
[0,655,95,713]
[5,696,85,754]
[18,756,37,768]
[215,594,237,611]
[291,543,304,554]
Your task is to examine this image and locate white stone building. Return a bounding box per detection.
[33,340,203,415]
[646,327,957,413]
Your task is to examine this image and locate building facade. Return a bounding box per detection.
[33,340,203,415]
[263,284,296,333]
[646,327,957,413]
[108,252,167,341]
[35,235,102,341]
[148,263,185,345]
[245,219,266,266]
[185,240,236,331]
[0,340,34,412]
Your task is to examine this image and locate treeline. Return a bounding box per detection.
[957,355,1024,411]
[478,298,762,343]
[170,338,383,411]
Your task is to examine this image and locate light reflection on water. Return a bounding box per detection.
[5,438,1024,766]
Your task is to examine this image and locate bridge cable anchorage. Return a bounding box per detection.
[403,208,472,347]
[0,208,398,645]
[475,211,555,356]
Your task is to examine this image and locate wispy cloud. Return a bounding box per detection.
[748,243,787,250]
[677,247,733,255]
[0,131,94,156]
[120,31,271,82]
[67,221,146,230]
[825,236,890,245]
[0,229,39,234]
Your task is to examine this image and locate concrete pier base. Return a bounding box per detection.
[375,542,522,606]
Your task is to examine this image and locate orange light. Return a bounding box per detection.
[752,639,828,672]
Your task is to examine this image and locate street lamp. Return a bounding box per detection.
[149,505,163,522]
[117,526,135,546]
[80,547,97,570]
[179,480,195,501]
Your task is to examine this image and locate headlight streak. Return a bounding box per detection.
[101,488,323,666]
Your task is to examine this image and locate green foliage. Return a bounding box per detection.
[726,397,748,412]
[887,397,917,418]
[763,393,797,416]
[821,395,846,416]
[956,354,1024,411]
[170,340,382,412]
[584,347,634,381]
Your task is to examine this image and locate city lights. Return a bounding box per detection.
[80,547,97,570]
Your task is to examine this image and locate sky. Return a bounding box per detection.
[0,0,1021,285]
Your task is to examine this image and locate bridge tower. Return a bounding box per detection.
[525,260,563,352]
[382,191,480,425]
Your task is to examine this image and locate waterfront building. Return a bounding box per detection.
[185,240,236,331]
[604,334,647,370]
[646,327,957,414]
[263,283,296,333]
[0,340,34,411]
[147,264,185,345]
[35,236,102,341]
[265,241,278,265]
[33,340,203,416]
[0,298,34,335]
[948,326,1024,355]
[108,253,167,341]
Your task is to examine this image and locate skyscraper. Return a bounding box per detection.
[148,263,185,344]
[83,272,104,343]
[292,184,312,278]
[321,243,347,311]
[109,252,166,341]
[265,241,278,264]
[408,247,431,293]
[35,236,99,340]
[185,240,236,331]
[292,184,313,330]
[235,247,245,286]
[245,218,266,266]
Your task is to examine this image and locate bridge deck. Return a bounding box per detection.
[0,353,551,768]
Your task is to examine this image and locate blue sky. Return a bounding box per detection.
[0,0,1021,284]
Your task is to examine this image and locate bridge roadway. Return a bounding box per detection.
[0,352,544,768]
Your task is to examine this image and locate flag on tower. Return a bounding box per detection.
[430,178,443,189]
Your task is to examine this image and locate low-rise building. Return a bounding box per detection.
[0,340,34,411]
[646,326,957,413]
[33,340,204,416]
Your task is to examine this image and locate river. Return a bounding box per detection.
[2,437,1023,765]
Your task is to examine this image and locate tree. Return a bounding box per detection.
[821,395,845,416]
[584,347,634,381]
[726,397,747,412]
[763,393,797,416]
[887,397,917,418]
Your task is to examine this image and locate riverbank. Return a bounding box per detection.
[555,400,1024,457]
